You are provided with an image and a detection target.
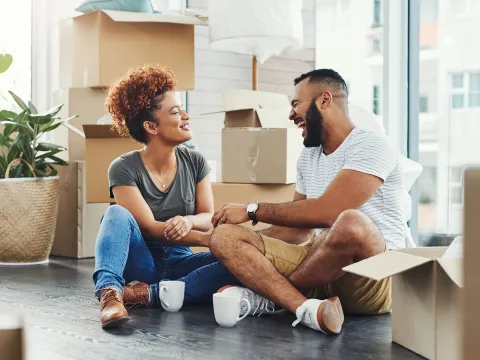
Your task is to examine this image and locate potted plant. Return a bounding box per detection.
[0,55,77,264]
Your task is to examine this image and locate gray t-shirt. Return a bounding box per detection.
[108,146,211,223]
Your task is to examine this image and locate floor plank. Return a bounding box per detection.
[0,257,422,360]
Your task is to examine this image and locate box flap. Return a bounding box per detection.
[256,109,296,129]
[74,10,207,26]
[223,89,289,112]
[63,123,86,138]
[437,257,463,287]
[83,125,127,139]
[343,251,433,281]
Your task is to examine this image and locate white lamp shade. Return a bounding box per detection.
[207,0,304,63]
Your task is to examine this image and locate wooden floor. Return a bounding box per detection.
[0,257,422,360]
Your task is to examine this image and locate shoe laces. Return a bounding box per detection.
[292,304,307,328]
[124,286,151,309]
[247,292,275,317]
[99,288,122,310]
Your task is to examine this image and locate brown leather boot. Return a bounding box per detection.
[123,281,151,308]
[99,288,129,328]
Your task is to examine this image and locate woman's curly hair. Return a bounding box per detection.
[105,64,176,143]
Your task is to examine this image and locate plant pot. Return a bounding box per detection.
[0,176,60,265]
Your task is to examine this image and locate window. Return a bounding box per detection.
[421,0,438,23]
[373,85,380,115]
[372,38,381,54]
[316,0,351,32]
[417,1,479,240]
[373,0,382,26]
[0,0,32,111]
[450,168,464,205]
[419,95,429,113]
[452,0,480,16]
[469,73,480,107]
[450,72,480,109]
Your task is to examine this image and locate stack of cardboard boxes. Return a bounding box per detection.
[51,10,204,258]
[190,89,304,252]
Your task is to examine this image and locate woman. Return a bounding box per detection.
[93,65,237,328]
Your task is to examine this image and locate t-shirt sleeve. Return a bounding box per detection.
[343,132,398,181]
[190,150,211,184]
[296,152,307,195]
[108,157,138,199]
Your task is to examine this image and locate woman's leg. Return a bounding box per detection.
[93,205,159,297]
[148,249,241,304]
[179,260,241,303]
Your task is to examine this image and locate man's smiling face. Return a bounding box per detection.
[289,79,313,139]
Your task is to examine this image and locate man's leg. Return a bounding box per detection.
[288,209,385,292]
[209,224,344,334]
[209,224,307,314]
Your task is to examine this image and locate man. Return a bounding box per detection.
[209,69,406,335]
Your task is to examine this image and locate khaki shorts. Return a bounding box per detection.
[262,235,392,315]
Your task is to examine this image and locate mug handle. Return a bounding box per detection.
[237,299,251,322]
[160,286,169,309]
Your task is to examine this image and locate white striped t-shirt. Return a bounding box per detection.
[296,127,406,249]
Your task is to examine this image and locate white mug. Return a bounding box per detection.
[159,281,185,312]
[213,293,251,327]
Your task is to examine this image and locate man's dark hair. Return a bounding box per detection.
[294,69,348,97]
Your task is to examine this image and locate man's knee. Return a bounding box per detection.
[330,210,375,245]
[209,224,241,258]
[210,224,264,259]
[330,210,384,255]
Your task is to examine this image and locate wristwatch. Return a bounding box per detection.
[246,202,259,225]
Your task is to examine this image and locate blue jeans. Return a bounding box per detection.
[93,205,239,303]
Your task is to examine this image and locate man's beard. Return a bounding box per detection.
[303,98,324,147]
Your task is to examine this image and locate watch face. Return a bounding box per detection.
[247,203,258,213]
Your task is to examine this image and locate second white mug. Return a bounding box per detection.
[213,293,251,327]
[159,280,185,312]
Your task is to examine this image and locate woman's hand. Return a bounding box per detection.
[164,216,195,240]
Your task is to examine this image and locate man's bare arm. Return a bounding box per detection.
[255,169,383,228]
[256,192,315,244]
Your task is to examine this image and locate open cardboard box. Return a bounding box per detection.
[59,10,206,89]
[218,89,304,184]
[344,246,463,360]
[53,88,108,161]
[64,124,141,203]
[219,89,292,128]
[463,168,480,360]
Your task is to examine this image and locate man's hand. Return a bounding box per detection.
[164,216,194,240]
[212,203,249,227]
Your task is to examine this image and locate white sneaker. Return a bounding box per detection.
[292,297,344,335]
[217,286,276,316]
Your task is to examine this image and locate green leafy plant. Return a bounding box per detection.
[0,53,13,74]
[0,91,78,178]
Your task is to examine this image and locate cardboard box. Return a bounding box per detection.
[52,162,110,258]
[83,125,141,203]
[222,128,303,184]
[220,89,291,128]
[59,10,205,89]
[216,89,303,184]
[192,182,296,253]
[53,88,107,161]
[63,124,141,203]
[343,246,463,360]
[463,168,480,360]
